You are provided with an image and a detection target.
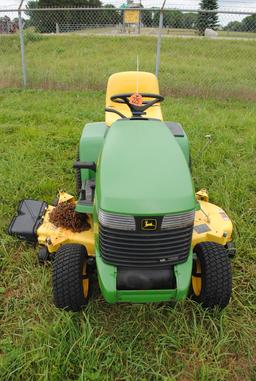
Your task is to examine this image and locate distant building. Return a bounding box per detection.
[0,16,18,34]
[120,0,143,33]
[127,0,142,8]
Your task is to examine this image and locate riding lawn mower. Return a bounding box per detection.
[8,71,235,311]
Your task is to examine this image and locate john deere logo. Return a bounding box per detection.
[142,219,157,231]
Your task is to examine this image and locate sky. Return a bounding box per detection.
[1,0,256,10]
[0,0,255,25]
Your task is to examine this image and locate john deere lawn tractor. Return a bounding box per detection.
[8,71,235,311]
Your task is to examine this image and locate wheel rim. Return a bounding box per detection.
[82,261,89,297]
[192,256,202,296]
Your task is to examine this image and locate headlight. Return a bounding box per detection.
[162,210,195,229]
[98,209,136,231]
[99,209,195,231]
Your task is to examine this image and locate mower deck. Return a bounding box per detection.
[9,190,232,256]
[37,206,95,255]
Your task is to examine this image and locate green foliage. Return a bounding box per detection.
[24,30,46,43]
[182,12,198,29]
[101,4,121,25]
[39,0,102,6]
[240,14,256,32]
[197,0,218,35]
[0,89,256,380]
[141,9,155,27]
[26,0,104,33]
[224,21,242,32]
[143,10,197,29]
[224,15,256,33]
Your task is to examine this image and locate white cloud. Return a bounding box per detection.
[0,0,21,7]
[1,0,256,10]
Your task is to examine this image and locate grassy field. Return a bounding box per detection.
[0,34,256,100]
[66,27,256,39]
[0,88,256,380]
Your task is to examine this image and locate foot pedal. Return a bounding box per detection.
[79,179,95,205]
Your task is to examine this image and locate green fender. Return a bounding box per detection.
[76,122,108,214]
[79,122,108,182]
[175,131,190,165]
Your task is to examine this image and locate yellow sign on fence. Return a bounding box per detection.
[124,9,140,24]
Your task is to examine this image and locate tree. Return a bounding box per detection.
[25,0,103,33]
[163,10,183,28]
[24,1,39,29]
[38,0,101,6]
[141,8,154,27]
[197,0,218,35]
[223,21,241,32]
[240,14,256,32]
[182,13,198,29]
[152,10,183,28]
[223,15,256,33]
[101,4,121,26]
[151,10,198,30]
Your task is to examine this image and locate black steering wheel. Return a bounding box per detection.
[110,92,164,117]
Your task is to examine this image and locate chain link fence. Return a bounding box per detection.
[0,6,256,99]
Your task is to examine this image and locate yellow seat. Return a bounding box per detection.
[105,71,163,126]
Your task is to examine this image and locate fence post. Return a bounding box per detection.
[138,9,141,35]
[155,10,164,78]
[18,9,27,87]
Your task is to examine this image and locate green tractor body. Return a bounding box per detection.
[76,118,196,303]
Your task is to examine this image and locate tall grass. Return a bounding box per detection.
[0,89,255,380]
[0,34,256,100]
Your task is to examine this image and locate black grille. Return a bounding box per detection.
[99,224,193,268]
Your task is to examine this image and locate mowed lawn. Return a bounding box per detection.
[0,89,256,380]
[1,34,256,100]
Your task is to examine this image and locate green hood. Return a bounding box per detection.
[96,119,196,215]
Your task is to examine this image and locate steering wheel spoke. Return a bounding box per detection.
[110,92,164,117]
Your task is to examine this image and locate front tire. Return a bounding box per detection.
[52,244,93,311]
[191,242,232,309]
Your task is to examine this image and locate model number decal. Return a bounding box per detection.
[219,211,229,221]
[194,224,211,234]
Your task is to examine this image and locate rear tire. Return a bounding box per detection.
[52,244,93,311]
[191,242,232,309]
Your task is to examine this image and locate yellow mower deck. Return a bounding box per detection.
[193,189,233,247]
[37,192,95,255]
[37,190,233,254]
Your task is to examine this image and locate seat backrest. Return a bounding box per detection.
[105,71,163,126]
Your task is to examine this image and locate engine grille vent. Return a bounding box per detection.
[99,224,193,268]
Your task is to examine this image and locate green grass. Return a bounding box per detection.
[0,34,256,100]
[0,89,256,380]
[68,27,256,39]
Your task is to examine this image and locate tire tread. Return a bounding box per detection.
[52,244,90,311]
[192,242,232,309]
